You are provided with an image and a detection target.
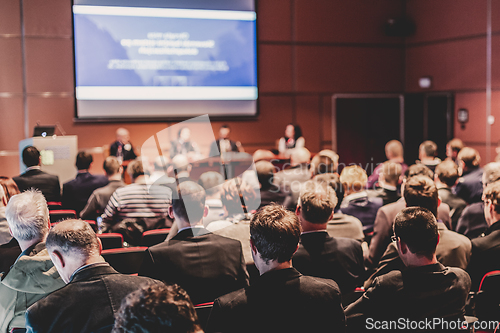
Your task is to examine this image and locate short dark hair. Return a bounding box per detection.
[22,146,40,167]
[435,160,459,187]
[404,164,434,179]
[76,151,93,170]
[255,161,275,190]
[420,140,437,158]
[403,175,438,217]
[127,159,145,179]
[394,207,439,260]
[250,204,301,263]
[313,173,343,211]
[46,219,100,258]
[112,283,201,333]
[220,178,257,215]
[172,181,206,223]
[198,171,224,196]
[220,124,230,130]
[103,156,121,176]
[299,181,337,224]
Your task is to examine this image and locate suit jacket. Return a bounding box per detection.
[339,190,384,233]
[367,197,452,267]
[80,180,125,220]
[13,169,61,203]
[456,202,488,239]
[454,167,483,204]
[438,187,467,230]
[327,212,365,241]
[25,263,157,333]
[209,139,239,156]
[372,186,401,206]
[139,227,249,305]
[273,164,311,211]
[206,268,345,333]
[347,263,471,330]
[467,220,500,290]
[293,231,365,295]
[109,141,137,161]
[62,172,108,215]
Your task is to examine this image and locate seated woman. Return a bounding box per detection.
[277,124,305,157]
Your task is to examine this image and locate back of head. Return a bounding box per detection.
[46,219,100,261]
[435,160,460,187]
[255,160,275,190]
[311,155,336,176]
[394,207,439,260]
[5,189,49,242]
[22,146,40,168]
[76,151,93,170]
[381,161,402,186]
[483,181,500,215]
[405,164,433,180]
[403,175,438,217]
[250,203,301,263]
[0,177,21,203]
[252,149,275,163]
[290,147,311,165]
[482,162,500,186]
[220,178,257,215]
[172,181,206,223]
[172,154,190,173]
[448,138,464,154]
[457,147,480,168]
[113,283,201,333]
[127,159,145,179]
[385,140,404,159]
[198,171,224,197]
[299,180,337,224]
[340,165,367,192]
[103,156,121,176]
[313,173,343,211]
[419,140,437,158]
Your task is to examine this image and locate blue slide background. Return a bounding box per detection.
[74,13,257,88]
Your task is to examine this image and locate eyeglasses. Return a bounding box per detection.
[391,235,398,243]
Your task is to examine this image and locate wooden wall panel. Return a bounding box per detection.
[257,0,292,42]
[295,96,321,153]
[23,0,72,37]
[0,38,23,93]
[0,0,21,35]
[258,45,293,93]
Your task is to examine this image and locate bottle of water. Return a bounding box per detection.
[96,216,104,234]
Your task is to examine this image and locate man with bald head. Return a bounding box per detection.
[139,181,249,305]
[25,219,158,333]
[109,127,137,162]
[367,140,408,189]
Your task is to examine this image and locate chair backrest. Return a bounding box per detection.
[194,302,214,331]
[97,233,124,250]
[47,201,62,210]
[141,228,171,247]
[474,270,500,321]
[10,328,26,333]
[49,210,77,223]
[101,247,147,274]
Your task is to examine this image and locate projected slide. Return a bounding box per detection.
[74,6,257,101]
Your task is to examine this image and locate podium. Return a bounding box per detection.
[19,136,78,186]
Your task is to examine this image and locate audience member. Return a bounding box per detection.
[417,140,441,173]
[109,127,137,162]
[311,152,338,177]
[170,127,200,161]
[346,207,471,330]
[339,165,383,232]
[112,283,203,333]
[372,161,402,205]
[13,146,61,203]
[0,190,64,332]
[255,160,289,209]
[273,147,311,210]
[101,159,171,234]
[456,162,500,238]
[292,181,364,296]
[277,124,305,157]
[139,181,249,305]
[80,156,125,221]
[198,171,225,225]
[251,149,275,163]
[25,219,158,333]
[62,151,108,215]
[434,160,467,230]
[0,178,20,245]
[209,124,243,156]
[446,138,464,163]
[206,204,345,333]
[366,140,408,189]
[0,184,22,274]
[454,147,483,204]
[467,180,500,290]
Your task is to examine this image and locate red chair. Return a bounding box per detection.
[141,228,171,247]
[49,210,77,223]
[194,302,214,330]
[47,201,62,210]
[474,270,500,322]
[101,247,147,275]
[97,233,124,250]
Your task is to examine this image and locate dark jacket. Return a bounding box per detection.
[438,187,467,230]
[139,227,249,305]
[209,139,239,156]
[109,141,137,161]
[340,191,384,233]
[456,202,488,239]
[372,186,401,206]
[62,172,108,215]
[454,167,483,204]
[13,169,61,203]
[207,268,345,333]
[25,263,158,333]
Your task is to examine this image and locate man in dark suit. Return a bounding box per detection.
[417,140,441,174]
[206,204,345,333]
[346,207,471,331]
[435,160,467,230]
[292,181,364,296]
[13,146,61,203]
[209,124,242,157]
[371,161,401,206]
[255,160,290,209]
[62,151,108,216]
[139,181,249,305]
[454,147,483,204]
[467,180,500,290]
[109,127,137,162]
[25,219,158,333]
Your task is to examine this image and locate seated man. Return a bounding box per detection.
[109,127,137,162]
[25,220,159,333]
[446,138,464,163]
[292,180,364,296]
[113,284,203,333]
[434,160,467,230]
[62,151,108,215]
[467,180,500,290]
[346,207,471,330]
[206,204,345,333]
[339,165,383,232]
[366,140,408,189]
[80,156,125,221]
[255,160,289,209]
[209,124,243,156]
[372,161,402,206]
[139,181,249,305]
[13,146,60,203]
[417,140,441,174]
[454,147,483,204]
[0,190,64,332]
[198,171,225,225]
